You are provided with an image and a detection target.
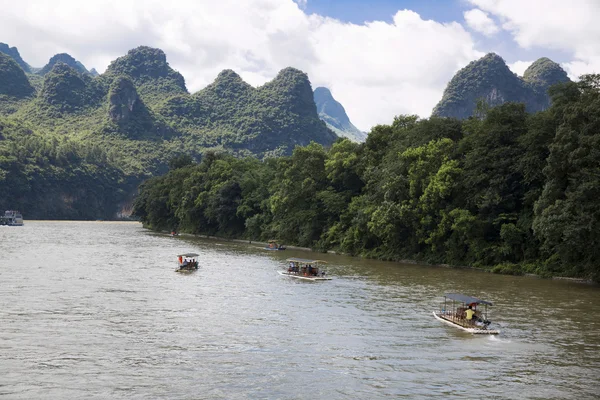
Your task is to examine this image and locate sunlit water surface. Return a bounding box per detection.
[1,221,599,399]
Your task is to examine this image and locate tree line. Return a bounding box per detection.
[133,75,600,281]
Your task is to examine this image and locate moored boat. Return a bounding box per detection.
[433,293,500,334]
[264,240,286,251]
[176,253,199,272]
[0,210,24,226]
[279,258,331,281]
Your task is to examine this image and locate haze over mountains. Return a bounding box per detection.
[314,87,367,142]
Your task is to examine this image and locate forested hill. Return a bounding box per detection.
[314,87,367,142]
[0,44,337,219]
[0,43,31,72]
[433,53,570,119]
[134,75,600,281]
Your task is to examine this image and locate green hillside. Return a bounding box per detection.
[0,45,337,219]
[433,53,571,119]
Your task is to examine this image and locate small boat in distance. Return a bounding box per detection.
[0,210,24,226]
[278,258,332,281]
[433,293,499,334]
[176,253,199,273]
[264,240,286,251]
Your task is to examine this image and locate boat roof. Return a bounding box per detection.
[445,293,493,306]
[177,253,199,257]
[286,258,327,264]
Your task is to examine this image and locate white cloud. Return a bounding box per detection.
[469,0,600,77]
[508,60,533,76]
[0,0,482,130]
[463,8,499,36]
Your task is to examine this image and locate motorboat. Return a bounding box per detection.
[278,258,332,281]
[0,210,24,226]
[433,293,500,334]
[176,253,199,272]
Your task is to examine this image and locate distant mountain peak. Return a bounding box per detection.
[199,69,253,102]
[39,53,89,76]
[215,69,244,81]
[0,43,31,73]
[314,86,366,142]
[105,46,187,100]
[523,57,569,86]
[0,52,35,97]
[432,53,570,119]
[39,62,102,112]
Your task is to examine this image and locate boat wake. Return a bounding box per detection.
[488,335,512,344]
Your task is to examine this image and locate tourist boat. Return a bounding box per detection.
[278,258,332,281]
[433,293,500,334]
[264,240,286,251]
[176,253,199,272]
[0,210,24,226]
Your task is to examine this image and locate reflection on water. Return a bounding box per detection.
[0,222,599,399]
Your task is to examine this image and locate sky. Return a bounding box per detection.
[0,0,598,131]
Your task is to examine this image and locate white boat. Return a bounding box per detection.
[433,293,500,335]
[0,210,24,226]
[279,258,332,281]
[175,253,199,272]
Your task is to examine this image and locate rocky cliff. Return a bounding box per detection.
[314,87,366,142]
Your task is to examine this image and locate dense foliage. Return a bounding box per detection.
[0,45,338,219]
[135,76,600,281]
[0,118,136,219]
[0,53,35,98]
[433,53,570,119]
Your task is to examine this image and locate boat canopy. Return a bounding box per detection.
[445,293,493,306]
[286,258,327,264]
[177,253,199,258]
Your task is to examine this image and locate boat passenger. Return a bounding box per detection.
[178,255,183,265]
[183,259,189,267]
[465,306,475,323]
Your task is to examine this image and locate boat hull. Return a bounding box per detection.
[278,271,332,281]
[433,311,499,335]
[176,268,197,273]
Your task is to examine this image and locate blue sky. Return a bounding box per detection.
[304,0,571,66]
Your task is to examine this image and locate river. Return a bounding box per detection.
[0,221,599,399]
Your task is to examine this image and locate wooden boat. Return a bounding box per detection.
[176,253,199,272]
[433,293,500,335]
[279,258,332,281]
[264,240,286,251]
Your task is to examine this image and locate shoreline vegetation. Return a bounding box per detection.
[133,76,600,283]
[156,228,596,285]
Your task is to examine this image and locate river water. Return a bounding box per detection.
[0,221,599,399]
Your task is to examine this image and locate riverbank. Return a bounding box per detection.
[159,229,597,285]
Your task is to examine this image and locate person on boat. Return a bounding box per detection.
[465,306,475,324]
[183,258,189,268]
[178,255,183,265]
